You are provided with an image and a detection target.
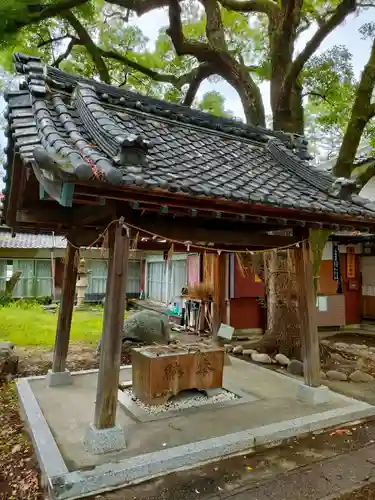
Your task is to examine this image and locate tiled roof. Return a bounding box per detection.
[317,146,375,173]
[0,230,66,249]
[2,52,375,222]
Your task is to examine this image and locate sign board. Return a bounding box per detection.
[217,323,235,341]
[346,247,356,279]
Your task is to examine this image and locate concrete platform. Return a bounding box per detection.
[17,357,375,500]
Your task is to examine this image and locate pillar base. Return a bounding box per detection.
[84,424,126,455]
[297,384,332,405]
[47,369,72,387]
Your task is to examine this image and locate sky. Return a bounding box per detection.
[134,7,375,119]
[0,5,375,182]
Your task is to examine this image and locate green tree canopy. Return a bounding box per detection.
[0,0,375,176]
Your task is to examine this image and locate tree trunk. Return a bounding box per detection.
[261,250,301,359]
[334,38,375,178]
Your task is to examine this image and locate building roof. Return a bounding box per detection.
[0,229,66,249]
[317,146,375,173]
[2,52,375,229]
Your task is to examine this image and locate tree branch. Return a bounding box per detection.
[201,0,227,51]
[283,0,357,96]
[218,0,278,15]
[53,38,80,67]
[368,102,375,120]
[167,0,215,60]
[183,64,214,106]
[104,0,170,15]
[167,0,265,125]
[37,34,74,48]
[97,47,213,89]
[63,11,111,84]
[3,0,89,35]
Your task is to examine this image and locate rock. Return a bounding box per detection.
[275,353,290,366]
[349,370,375,383]
[0,341,14,351]
[330,352,345,362]
[369,347,375,354]
[243,348,257,356]
[251,353,272,364]
[320,371,327,380]
[326,370,348,381]
[0,342,18,379]
[233,345,244,354]
[97,310,171,352]
[287,359,304,376]
[224,344,233,353]
[334,342,348,350]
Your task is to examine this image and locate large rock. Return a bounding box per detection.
[122,310,171,345]
[334,342,349,350]
[349,370,375,383]
[243,348,257,356]
[330,352,345,362]
[0,342,18,379]
[233,345,244,354]
[251,352,272,364]
[275,353,290,366]
[326,370,348,381]
[96,310,171,353]
[287,359,304,376]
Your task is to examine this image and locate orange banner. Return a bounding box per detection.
[346,247,356,279]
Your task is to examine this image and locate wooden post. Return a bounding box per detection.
[94,221,129,429]
[212,253,227,340]
[295,240,321,387]
[51,242,78,373]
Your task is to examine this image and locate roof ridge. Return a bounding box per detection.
[12,52,311,158]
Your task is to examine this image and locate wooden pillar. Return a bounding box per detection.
[213,252,227,339]
[94,221,129,429]
[295,240,321,387]
[51,242,78,373]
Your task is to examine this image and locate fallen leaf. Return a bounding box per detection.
[330,429,352,437]
[247,466,253,471]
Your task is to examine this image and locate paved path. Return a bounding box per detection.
[206,443,375,500]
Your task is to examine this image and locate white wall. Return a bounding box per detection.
[360,176,375,201]
[321,242,362,260]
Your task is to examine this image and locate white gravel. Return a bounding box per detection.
[124,388,239,415]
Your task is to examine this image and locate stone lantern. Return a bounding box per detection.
[76,258,90,309]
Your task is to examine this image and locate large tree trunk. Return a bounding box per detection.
[334,38,375,178]
[261,250,302,359]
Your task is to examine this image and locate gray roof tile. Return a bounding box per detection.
[2,52,375,223]
[0,231,66,249]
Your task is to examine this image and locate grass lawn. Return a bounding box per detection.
[0,303,104,346]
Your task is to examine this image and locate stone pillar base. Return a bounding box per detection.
[47,369,72,387]
[297,384,332,405]
[84,424,126,455]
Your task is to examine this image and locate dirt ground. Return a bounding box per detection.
[16,343,132,377]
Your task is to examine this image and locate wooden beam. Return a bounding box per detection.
[294,240,321,387]
[71,203,115,225]
[51,242,78,373]
[76,184,375,229]
[17,205,114,227]
[123,213,300,248]
[94,220,129,429]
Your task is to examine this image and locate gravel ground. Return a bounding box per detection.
[123,388,238,415]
